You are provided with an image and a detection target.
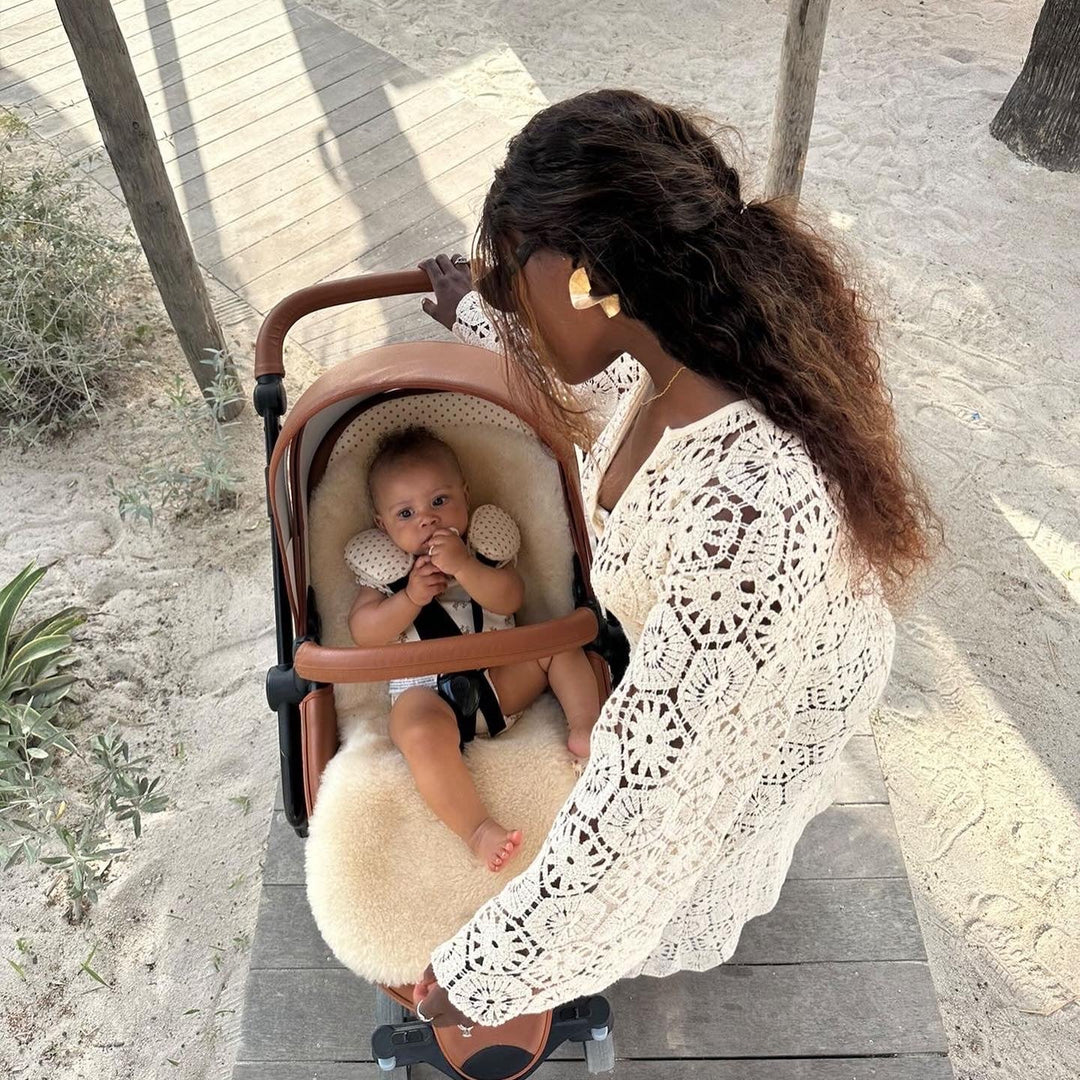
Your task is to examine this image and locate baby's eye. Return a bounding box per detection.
[432,495,448,507]
[397,508,413,520]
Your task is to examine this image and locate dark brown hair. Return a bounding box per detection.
[472,89,939,607]
[367,426,463,507]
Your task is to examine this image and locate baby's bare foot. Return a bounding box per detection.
[567,725,592,760]
[469,817,523,872]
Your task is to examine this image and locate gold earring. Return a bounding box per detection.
[569,266,620,319]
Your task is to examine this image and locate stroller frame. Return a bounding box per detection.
[254,269,628,836]
[252,270,626,1079]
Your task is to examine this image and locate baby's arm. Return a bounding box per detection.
[348,557,447,646]
[454,560,525,617]
[348,587,419,647]
[427,529,524,616]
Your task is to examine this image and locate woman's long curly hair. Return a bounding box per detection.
[472,89,940,608]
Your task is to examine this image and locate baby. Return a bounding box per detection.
[347,426,600,871]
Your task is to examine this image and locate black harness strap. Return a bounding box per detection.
[387,574,507,747]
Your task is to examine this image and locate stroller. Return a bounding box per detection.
[253,270,628,1079]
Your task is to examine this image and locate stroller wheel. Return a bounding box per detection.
[584,1028,615,1074]
[376,1056,397,1071]
[375,987,409,1027]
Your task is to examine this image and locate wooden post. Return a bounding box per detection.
[764,0,832,203]
[54,0,243,419]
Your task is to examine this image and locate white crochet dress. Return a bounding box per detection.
[432,292,896,1026]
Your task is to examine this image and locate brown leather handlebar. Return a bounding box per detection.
[293,608,599,684]
[254,269,435,378]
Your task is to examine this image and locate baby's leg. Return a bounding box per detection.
[388,688,522,871]
[545,649,601,759]
[489,650,600,759]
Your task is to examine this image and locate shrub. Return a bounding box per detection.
[106,349,245,525]
[0,109,138,445]
[0,563,167,921]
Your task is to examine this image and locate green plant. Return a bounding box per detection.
[107,350,244,525]
[0,563,167,921]
[0,112,138,445]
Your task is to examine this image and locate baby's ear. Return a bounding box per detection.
[373,514,386,533]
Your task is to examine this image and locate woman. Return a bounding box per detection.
[410,89,937,1029]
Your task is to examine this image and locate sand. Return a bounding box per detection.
[0,124,323,1078]
[2,0,1079,1078]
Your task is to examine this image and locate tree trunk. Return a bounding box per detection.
[54,0,243,418]
[765,0,833,202]
[990,0,1080,172]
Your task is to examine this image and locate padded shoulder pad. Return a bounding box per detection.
[345,529,413,593]
[467,504,521,567]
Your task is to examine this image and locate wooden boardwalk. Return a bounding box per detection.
[1,0,521,364]
[237,726,951,1079]
[2,3,951,1076]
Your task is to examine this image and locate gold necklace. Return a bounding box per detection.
[643,365,685,407]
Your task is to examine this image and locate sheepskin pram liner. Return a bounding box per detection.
[305,392,582,986]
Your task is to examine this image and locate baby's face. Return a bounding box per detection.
[372,457,470,556]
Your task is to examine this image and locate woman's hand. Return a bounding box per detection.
[426,528,470,577]
[419,254,473,330]
[413,963,476,1028]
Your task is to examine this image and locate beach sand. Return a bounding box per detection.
[2,1,1078,1077]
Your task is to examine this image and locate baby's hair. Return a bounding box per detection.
[367,426,464,507]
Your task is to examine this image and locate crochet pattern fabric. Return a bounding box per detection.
[432,294,896,1026]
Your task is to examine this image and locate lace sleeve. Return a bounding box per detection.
[452,291,502,353]
[429,470,816,1026]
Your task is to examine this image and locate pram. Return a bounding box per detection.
[253,270,628,1079]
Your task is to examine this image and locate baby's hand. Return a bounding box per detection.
[404,556,447,607]
[427,529,470,576]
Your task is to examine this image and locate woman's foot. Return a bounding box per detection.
[566,724,593,760]
[468,817,523,872]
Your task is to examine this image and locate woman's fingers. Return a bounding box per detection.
[419,253,473,329]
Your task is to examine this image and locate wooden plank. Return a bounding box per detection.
[49,6,310,151]
[169,67,426,214]
[3,0,175,50]
[92,51,405,202]
[262,802,905,890]
[263,809,306,885]
[218,114,507,294]
[302,173,491,292]
[834,733,887,803]
[1,0,257,96]
[233,1066,386,1080]
[731,878,925,963]
[237,161,494,311]
[38,5,339,143]
[610,962,947,1056]
[234,1058,954,1080]
[4,0,279,107]
[1,0,216,69]
[787,804,906,880]
[155,40,394,166]
[250,874,925,973]
[236,961,945,1061]
[190,83,472,245]
[250,885,337,970]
